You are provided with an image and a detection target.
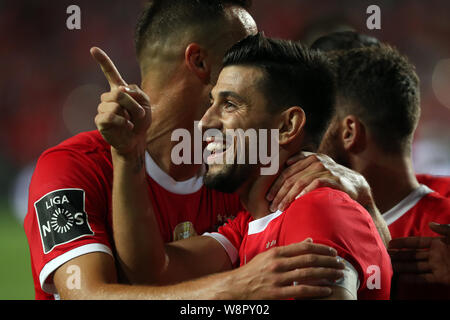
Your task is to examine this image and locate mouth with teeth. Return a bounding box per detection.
[205,135,235,165]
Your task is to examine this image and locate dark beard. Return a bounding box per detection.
[318,122,351,168]
[204,163,253,194]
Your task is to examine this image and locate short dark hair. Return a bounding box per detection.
[311,31,380,52]
[135,0,252,59]
[223,33,336,149]
[332,45,420,153]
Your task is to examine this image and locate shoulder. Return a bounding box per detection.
[282,187,375,243]
[415,191,450,216]
[37,131,111,169]
[30,131,112,196]
[416,174,450,198]
[216,210,251,242]
[287,187,367,221]
[416,173,450,184]
[44,130,109,157]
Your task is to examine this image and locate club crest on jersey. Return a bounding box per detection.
[173,221,197,241]
[34,188,94,254]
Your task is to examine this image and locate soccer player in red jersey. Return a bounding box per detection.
[311,32,450,201]
[25,1,359,300]
[311,32,450,236]
[102,34,391,299]
[312,34,450,298]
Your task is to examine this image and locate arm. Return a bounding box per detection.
[53,250,234,300]
[92,47,167,283]
[53,240,344,300]
[92,47,233,283]
[111,149,167,284]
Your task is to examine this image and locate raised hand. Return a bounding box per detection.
[91,47,152,155]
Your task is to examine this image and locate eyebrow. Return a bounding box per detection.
[215,90,248,104]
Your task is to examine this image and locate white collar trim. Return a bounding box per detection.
[145,152,204,195]
[248,210,284,235]
[382,184,434,226]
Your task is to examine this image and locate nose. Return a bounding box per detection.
[199,103,222,133]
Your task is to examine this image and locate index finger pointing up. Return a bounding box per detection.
[90,47,128,89]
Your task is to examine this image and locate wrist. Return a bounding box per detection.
[111,146,142,159]
[208,270,239,300]
[111,146,146,174]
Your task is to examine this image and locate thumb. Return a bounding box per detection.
[122,84,150,107]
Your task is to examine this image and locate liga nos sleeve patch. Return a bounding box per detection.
[34,188,94,254]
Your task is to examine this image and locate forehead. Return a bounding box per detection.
[213,65,265,96]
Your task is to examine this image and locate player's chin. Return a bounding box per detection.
[205,162,227,179]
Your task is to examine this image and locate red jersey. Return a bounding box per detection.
[382,184,450,238]
[206,188,392,300]
[382,184,450,299]
[24,130,241,300]
[416,174,450,198]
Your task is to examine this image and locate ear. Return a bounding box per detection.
[341,115,366,152]
[278,106,306,146]
[184,43,211,83]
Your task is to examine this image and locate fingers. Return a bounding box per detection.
[278,254,346,273]
[298,177,342,198]
[97,102,130,120]
[388,249,429,261]
[429,222,450,237]
[267,161,328,212]
[389,237,434,250]
[123,84,151,107]
[90,47,127,89]
[278,267,344,286]
[286,151,317,166]
[275,240,338,258]
[392,260,432,273]
[101,87,146,120]
[397,273,435,285]
[95,112,133,131]
[266,154,319,202]
[277,284,332,300]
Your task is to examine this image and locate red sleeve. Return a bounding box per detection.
[203,210,250,266]
[24,148,113,297]
[281,188,392,298]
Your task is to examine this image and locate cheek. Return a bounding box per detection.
[221,109,252,130]
[318,128,348,165]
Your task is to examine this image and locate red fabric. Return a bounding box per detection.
[388,192,450,238]
[24,130,241,300]
[416,174,450,198]
[218,188,392,299]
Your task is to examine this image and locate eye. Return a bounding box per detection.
[223,100,237,110]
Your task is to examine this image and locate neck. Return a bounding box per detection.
[142,73,204,182]
[238,153,288,220]
[353,148,419,213]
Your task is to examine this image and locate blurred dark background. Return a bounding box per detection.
[0,0,449,299]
